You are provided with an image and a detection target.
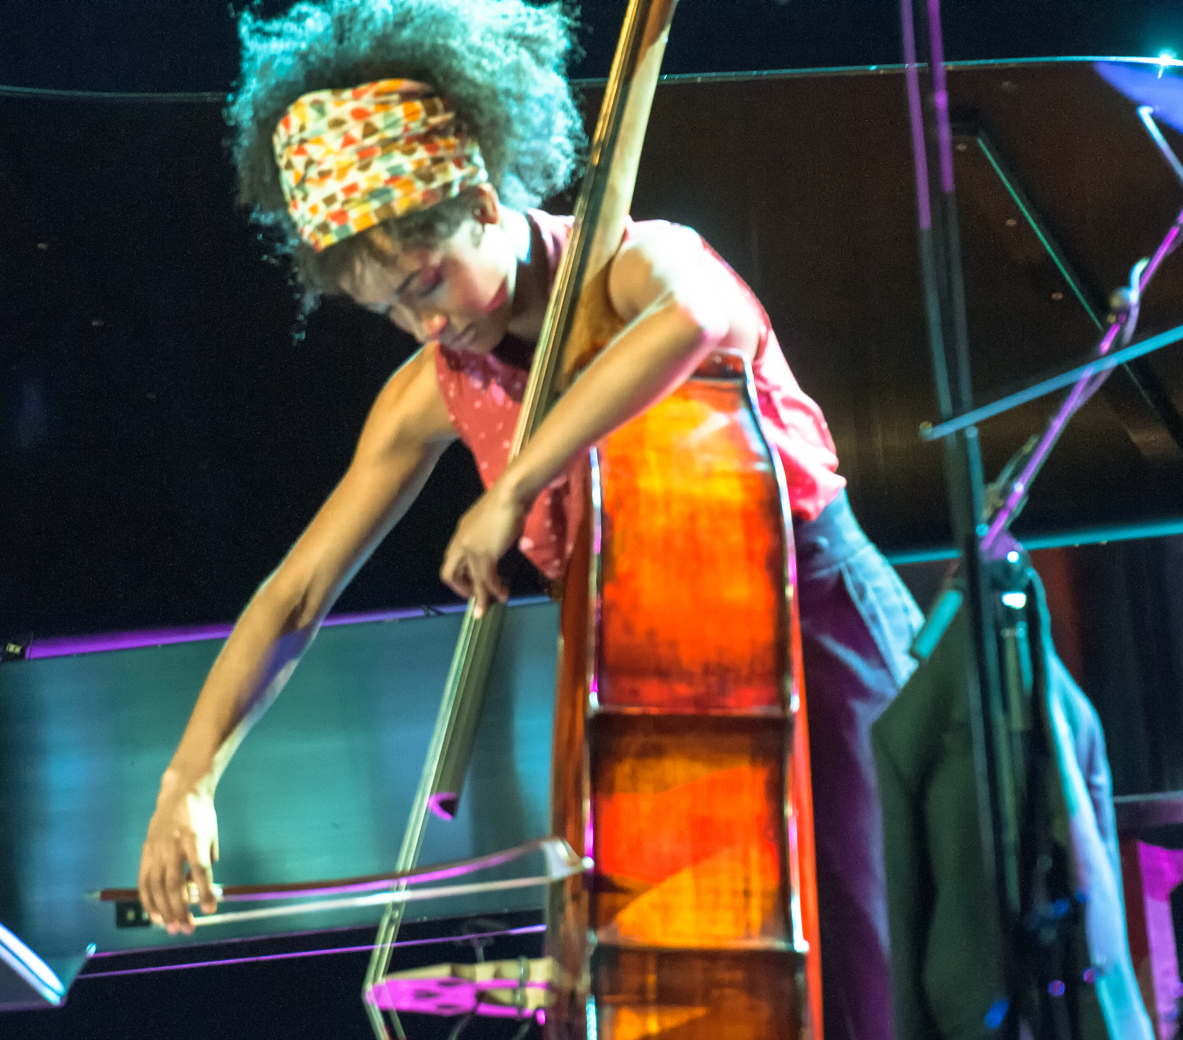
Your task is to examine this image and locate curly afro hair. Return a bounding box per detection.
[226,0,585,308]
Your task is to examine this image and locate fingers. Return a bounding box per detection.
[183,833,219,916]
[441,553,507,618]
[473,582,490,619]
[162,846,195,934]
[440,547,474,601]
[138,847,166,927]
[138,845,192,934]
[483,571,510,610]
[470,567,509,618]
[139,836,216,933]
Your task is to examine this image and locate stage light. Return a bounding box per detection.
[1158,50,1178,78]
[984,998,1009,1029]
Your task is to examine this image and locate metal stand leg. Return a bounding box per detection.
[363,601,505,1040]
[901,3,1017,1031]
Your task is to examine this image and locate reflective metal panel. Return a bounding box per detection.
[0,601,559,973]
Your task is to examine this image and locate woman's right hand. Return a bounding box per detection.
[138,771,220,934]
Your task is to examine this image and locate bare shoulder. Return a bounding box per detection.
[607,220,760,356]
[608,221,709,317]
[610,221,704,289]
[354,345,457,461]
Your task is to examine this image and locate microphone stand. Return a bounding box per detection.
[941,108,1183,556]
[901,3,1018,1034]
[901,31,1183,1034]
[896,6,1176,1039]
[982,105,1183,553]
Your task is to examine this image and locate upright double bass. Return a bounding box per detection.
[388,0,823,1035]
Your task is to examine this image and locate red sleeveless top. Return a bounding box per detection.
[434,209,845,580]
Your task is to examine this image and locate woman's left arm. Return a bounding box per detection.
[441,222,759,613]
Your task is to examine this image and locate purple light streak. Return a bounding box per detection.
[24,597,550,660]
[88,920,380,958]
[926,0,955,193]
[983,210,1183,551]
[218,839,558,902]
[428,792,459,821]
[76,924,545,980]
[901,0,932,231]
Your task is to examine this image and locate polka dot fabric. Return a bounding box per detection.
[435,338,586,581]
[273,79,488,252]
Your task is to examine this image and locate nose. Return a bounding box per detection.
[389,308,449,343]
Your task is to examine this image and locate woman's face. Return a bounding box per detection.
[341,190,518,354]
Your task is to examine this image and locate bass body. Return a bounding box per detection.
[548,349,821,1040]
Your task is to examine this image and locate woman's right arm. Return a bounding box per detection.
[138,346,456,933]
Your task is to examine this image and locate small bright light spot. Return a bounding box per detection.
[86,943,97,957]
[1048,979,1066,997]
[1158,50,1178,77]
[1001,592,1027,609]
[1006,550,1020,563]
[984,998,1009,1029]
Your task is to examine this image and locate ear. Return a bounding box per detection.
[471,182,501,226]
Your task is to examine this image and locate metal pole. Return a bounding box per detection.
[901,1,1018,1034]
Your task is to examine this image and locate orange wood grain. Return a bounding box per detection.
[594,947,801,1040]
[548,361,820,1040]
[590,717,788,947]
[596,379,789,714]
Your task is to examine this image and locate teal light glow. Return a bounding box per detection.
[888,516,1183,565]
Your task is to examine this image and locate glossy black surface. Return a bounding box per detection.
[5,61,1183,638]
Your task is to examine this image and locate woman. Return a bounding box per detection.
[137,3,922,1038]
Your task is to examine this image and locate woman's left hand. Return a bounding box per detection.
[441,479,529,616]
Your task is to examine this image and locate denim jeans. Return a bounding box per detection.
[795,491,925,1040]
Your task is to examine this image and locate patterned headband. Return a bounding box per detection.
[273,78,489,252]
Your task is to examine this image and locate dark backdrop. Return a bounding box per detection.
[2,0,1182,93]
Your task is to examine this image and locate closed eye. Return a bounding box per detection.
[412,269,442,299]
